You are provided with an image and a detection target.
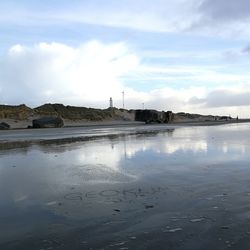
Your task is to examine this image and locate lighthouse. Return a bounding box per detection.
[109,97,113,108]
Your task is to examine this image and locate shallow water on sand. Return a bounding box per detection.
[1,123,250,249]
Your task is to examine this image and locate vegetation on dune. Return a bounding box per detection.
[34,103,129,121]
[0,104,33,120]
[35,104,100,120]
[0,103,134,121]
[0,103,229,123]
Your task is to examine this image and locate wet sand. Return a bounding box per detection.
[2,117,250,130]
[1,123,250,249]
[1,119,249,143]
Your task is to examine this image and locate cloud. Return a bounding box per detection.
[242,44,250,53]
[58,0,198,33]
[0,41,139,107]
[62,0,250,38]
[1,0,250,38]
[1,41,250,118]
[189,87,250,107]
[0,0,198,33]
[198,0,250,22]
[0,41,211,112]
[188,0,250,37]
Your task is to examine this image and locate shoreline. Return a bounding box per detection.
[1,119,250,150]
[1,118,250,131]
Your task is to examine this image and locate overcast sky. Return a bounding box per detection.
[1,0,250,117]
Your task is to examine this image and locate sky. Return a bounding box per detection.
[1,0,250,117]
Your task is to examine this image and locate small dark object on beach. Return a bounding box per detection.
[221,226,230,230]
[113,209,121,212]
[0,122,10,130]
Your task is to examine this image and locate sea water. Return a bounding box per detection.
[1,123,250,249]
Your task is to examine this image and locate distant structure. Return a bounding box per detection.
[109,97,113,108]
[122,91,124,109]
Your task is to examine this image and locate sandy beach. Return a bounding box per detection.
[1,115,250,130]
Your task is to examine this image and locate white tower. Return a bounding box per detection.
[109,97,113,108]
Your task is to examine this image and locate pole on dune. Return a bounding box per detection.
[122,91,124,109]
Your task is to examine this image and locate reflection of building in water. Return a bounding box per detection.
[123,137,127,158]
[111,140,114,150]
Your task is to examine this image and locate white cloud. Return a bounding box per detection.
[1,41,250,118]
[1,41,207,111]
[189,85,250,107]
[0,41,139,107]
[0,0,197,33]
[72,0,250,38]
[1,0,250,38]
[54,0,198,33]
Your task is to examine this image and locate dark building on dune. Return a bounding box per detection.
[135,109,174,124]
